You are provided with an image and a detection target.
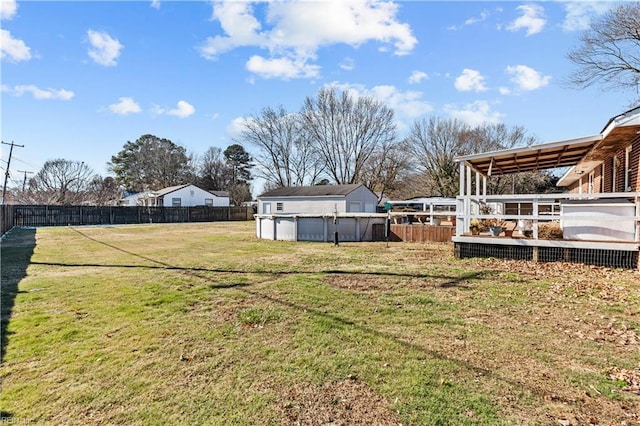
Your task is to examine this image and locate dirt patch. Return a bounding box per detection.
[323,273,471,293]
[275,378,400,425]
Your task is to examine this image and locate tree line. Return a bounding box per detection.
[10,137,254,207]
[237,86,558,200]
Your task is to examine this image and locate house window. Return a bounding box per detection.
[588,171,595,194]
[262,202,271,214]
[276,202,284,212]
[205,198,213,206]
[172,198,181,207]
[625,145,632,191]
[190,190,195,197]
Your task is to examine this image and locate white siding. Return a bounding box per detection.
[258,197,347,214]
[345,186,378,213]
[161,185,229,207]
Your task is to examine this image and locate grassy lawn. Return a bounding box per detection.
[2,222,639,425]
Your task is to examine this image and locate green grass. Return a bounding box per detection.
[2,223,639,425]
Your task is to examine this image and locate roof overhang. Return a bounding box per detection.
[455,134,602,177]
[455,106,640,187]
[557,112,640,186]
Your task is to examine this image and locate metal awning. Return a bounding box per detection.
[454,134,602,177]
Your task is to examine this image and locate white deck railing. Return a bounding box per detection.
[455,192,640,242]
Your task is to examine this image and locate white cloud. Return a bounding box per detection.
[5,84,74,100]
[445,101,503,126]
[154,100,195,118]
[150,0,161,10]
[1,29,31,62]
[465,10,490,26]
[498,87,511,95]
[506,65,550,91]
[507,4,546,36]
[200,2,263,58]
[455,69,487,92]
[561,3,610,32]
[1,0,17,20]
[246,55,320,79]
[199,0,417,80]
[340,57,355,71]
[87,30,123,66]
[227,116,248,138]
[448,9,494,31]
[168,100,195,118]
[408,70,428,84]
[109,97,141,115]
[329,81,432,120]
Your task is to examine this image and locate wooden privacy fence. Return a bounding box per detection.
[7,205,254,229]
[1,205,14,236]
[389,224,455,243]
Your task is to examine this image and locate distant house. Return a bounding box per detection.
[257,184,378,215]
[120,184,230,207]
[119,191,152,207]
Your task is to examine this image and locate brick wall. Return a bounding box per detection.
[568,137,640,193]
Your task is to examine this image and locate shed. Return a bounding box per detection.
[257,184,378,215]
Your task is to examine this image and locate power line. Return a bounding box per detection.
[2,141,25,204]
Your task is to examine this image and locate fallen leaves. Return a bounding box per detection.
[607,366,640,394]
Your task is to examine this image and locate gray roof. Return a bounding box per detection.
[259,184,366,198]
[153,184,190,197]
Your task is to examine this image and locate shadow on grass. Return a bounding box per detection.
[1,227,36,363]
[29,261,478,289]
[54,227,551,401]
[46,227,481,289]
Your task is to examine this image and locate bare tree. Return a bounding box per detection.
[405,118,538,197]
[404,117,471,197]
[359,140,412,202]
[301,87,397,185]
[236,106,323,188]
[226,183,253,207]
[567,3,640,100]
[24,159,97,205]
[197,147,230,191]
[86,176,122,205]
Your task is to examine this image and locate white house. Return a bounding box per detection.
[119,191,152,207]
[257,183,378,215]
[121,184,229,207]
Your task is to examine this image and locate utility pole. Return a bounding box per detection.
[17,170,33,192]
[1,141,25,205]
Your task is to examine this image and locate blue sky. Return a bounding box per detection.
[0,0,633,193]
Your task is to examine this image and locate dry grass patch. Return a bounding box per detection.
[274,378,400,425]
